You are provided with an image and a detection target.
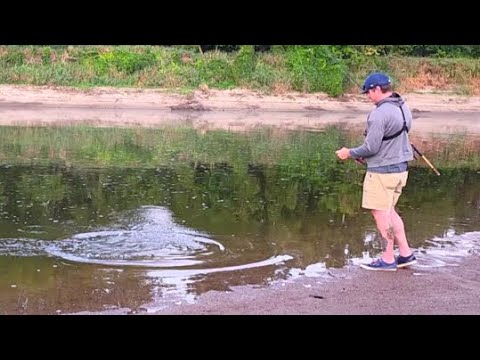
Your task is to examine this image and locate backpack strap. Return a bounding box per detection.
[382,104,409,141]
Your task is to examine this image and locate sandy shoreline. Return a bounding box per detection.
[151,254,480,315]
[2,84,480,315]
[2,85,480,137]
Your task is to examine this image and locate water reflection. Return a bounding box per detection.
[0,125,480,314]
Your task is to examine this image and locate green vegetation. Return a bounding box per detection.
[1,45,479,96]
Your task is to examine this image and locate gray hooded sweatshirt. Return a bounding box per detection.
[350,93,414,168]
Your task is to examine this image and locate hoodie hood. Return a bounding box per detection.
[376,92,405,108]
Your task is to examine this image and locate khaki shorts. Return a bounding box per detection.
[362,171,408,210]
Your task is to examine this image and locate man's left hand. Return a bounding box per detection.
[335,147,351,160]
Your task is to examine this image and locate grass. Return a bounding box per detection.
[1,46,480,96]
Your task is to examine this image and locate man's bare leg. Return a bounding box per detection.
[390,208,413,257]
[371,209,395,263]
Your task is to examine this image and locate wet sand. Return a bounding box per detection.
[151,255,480,315]
[1,84,480,315]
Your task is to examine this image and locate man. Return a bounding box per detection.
[335,72,417,271]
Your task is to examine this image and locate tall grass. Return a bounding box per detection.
[0,45,480,96]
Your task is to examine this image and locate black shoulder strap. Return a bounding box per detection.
[382,104,409,141]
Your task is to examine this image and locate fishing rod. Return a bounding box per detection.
[324,46,441,176]
[351,145,440,176]
[322,46,364,90]
[411,143,441,176]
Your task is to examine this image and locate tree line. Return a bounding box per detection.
[198,45,480,58]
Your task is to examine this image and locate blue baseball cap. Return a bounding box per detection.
[361,72,392,94]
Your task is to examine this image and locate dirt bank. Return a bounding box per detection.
[1,85,480,137]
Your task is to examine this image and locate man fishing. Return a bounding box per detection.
[335,72,417,271]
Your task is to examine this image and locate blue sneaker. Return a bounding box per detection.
[396,253,417,268]
[360,258,397,271]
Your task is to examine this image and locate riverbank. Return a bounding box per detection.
[1,85,480,137]
[151,254,480,315]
